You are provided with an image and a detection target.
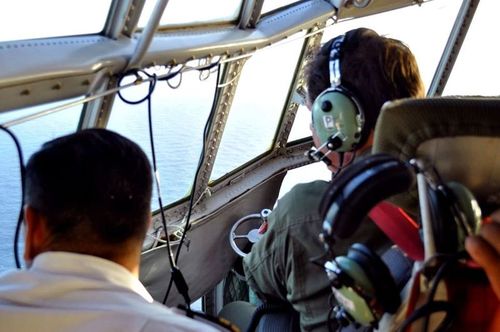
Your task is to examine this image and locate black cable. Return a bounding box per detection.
[157,68,182,81]
[162,61,222,304]
[118,70,188,306]
[174,62,222,264]
[162,270,175,305]
[118,60,222,307]
[326,293,340,332]
[422,254,462,332]
[397,253,462,332]
[331,152,356,181]
[154,61,218,85]
[397,301,455,332]
[118,70,176,270]
[117,70,157,105]
[331,152,344,180]
[0,125,26,269]
[147,77,181,271]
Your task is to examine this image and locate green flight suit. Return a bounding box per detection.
[243,180,391,331]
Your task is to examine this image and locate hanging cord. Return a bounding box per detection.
[421,253,462,332]
[166,71,182,89]
[397,253,462,332]
[331,152,345,180]
[175,62,221,264]
[162,62,222,305]
[117,69,174,268]
[117,68,193,307]
[327,293,341,332]
[0,125,26,269]
[331,152,356,180]
[117,59,221,307]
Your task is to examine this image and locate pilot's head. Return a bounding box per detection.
[23,128,152,273]
[305,27,424,170]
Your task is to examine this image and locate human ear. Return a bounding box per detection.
[23,205,48,264]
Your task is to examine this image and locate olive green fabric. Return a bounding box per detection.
[373,97,500,214]
[243,180,391,332]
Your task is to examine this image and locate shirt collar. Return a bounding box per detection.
[32,252,154,302]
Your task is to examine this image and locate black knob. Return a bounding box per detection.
[321,100,332,112]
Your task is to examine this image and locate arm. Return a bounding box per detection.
[242,208,288,303]
[465,209,500,299]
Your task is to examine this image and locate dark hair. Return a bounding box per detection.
[25,128,152,255]
[305,27,424,135]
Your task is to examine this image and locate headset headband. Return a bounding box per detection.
[308,32,365,158]
[329,35,344,87]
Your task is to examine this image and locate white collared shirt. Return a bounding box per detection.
[0,252,218,332]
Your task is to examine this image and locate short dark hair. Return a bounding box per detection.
[305,27,424,136]
[25,128,152,255]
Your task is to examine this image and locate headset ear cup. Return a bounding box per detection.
[428,186,458,254]
[445,182,482,250]
[428,181,482,254]
[311,87,364,153]
[348,243,401,314]
[332,254,379,326]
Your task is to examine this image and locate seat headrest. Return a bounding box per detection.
[373,97,500,214]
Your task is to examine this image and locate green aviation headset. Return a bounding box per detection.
[319,153,482,328]
[309,34,366,164]
[319,154,414,328]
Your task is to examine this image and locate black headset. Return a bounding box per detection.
[319,153,483,328]
[427,179,482,255]
[319,153,415,328]
[309,34,366,166]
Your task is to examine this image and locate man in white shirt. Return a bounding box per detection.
[0,128,218,332]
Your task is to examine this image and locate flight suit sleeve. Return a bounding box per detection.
[243,206,288,303]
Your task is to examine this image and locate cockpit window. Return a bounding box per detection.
[261,0,305,15]
[443,1,500,96]
[288,104,312,142]
[287,0,462,143]
[210,32,305,181]
[138,0,243,28]
[0,0,112,42]
[107,67,217,208]
[0,99,82,271]
[322,0,462,91]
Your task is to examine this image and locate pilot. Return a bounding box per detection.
[0,129,218,332]
[243,28,425,331]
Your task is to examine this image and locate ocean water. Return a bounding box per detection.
[0,106,82,271]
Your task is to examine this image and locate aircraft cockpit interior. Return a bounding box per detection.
[0,0,499,331]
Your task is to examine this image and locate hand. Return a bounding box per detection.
[465,210,500,299]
